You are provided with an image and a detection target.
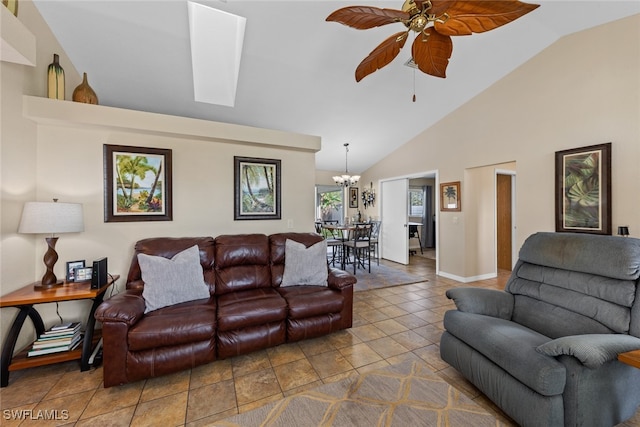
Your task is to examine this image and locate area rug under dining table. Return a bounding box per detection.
[351,263,428,292]
[212,360,504,427]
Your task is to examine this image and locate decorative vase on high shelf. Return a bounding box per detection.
[47,54,65,100]
[72,73,99,104]
[2,0,18,17]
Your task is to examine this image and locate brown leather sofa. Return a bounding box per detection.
[95,232,355,387]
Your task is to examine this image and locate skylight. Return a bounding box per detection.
[187,1,246,107]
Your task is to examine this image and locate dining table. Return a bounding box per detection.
[321,223,368,271]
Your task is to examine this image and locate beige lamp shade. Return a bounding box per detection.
[18,202,84,234]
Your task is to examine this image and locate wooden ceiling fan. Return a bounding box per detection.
[326,0,540,81]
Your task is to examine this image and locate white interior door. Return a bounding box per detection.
[381,179,409,264]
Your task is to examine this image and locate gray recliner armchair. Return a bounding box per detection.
[440,232,640,426]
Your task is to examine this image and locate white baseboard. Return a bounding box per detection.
[437,271,497,283]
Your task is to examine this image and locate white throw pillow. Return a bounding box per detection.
[138,245,211,313]
[281,239,328,287]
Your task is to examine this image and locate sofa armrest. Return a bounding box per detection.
[95,289,146,326]
[327,267,357,290]
[536,334,640,369]
[446,288,514,319]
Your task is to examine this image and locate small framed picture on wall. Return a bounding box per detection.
[440,181,461,212]
[349,187,358,209]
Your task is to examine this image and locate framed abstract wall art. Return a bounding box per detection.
[555,142,611,235]
[103,144,173,222]
[234,156,281,220]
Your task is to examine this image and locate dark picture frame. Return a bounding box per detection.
[555,142,611,235]
[440,181,461,212]
[103,144,173,222]
[66,260,85,283]
[234,156,281,220]
[349,187,359,209]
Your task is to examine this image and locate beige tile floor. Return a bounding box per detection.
[1,256,639,426]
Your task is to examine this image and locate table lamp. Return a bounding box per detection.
[18,199,84,289]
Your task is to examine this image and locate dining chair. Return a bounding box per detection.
[368,220,381,265]
[342,223,372,274]
[321,222,344,267]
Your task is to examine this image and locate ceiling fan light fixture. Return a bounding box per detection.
[327,0,540,81]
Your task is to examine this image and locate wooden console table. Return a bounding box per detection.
[0,275,118,387]
[619,350,640,369]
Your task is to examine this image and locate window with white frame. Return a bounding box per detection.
[408,188,424,216]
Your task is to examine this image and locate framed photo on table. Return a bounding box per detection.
[234,156,281,220]
[440,181,461,212]
[555,142,611,235]
[66,260,85,282]
[74,267,93,283]
[103,144,173,223]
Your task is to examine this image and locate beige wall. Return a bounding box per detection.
[1,2,318,353]
[361,15,640,280]
[1,1,83,351]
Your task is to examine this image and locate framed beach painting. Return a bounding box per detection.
[440,181,461,212]
[555,142,611,235]
[103,144,173,222]
[234,156,281,220]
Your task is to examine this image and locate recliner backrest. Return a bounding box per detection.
[214,234,271,295]
[505,232,640,338]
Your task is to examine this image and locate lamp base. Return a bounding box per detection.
[33,280,64,290]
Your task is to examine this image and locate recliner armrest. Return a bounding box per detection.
[327,267,357,290]
[446,287,513,319]
[95,289,146,326]
[536,334,640,368]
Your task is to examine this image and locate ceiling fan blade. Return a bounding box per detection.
[434,0,540,36]
[326,6,410,30]
[412,28,453,78]
[355,31,409,82]
[428,0,457,17]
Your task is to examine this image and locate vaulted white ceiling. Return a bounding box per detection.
[33,1,640,174]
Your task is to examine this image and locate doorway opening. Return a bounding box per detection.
[380,171,438,269]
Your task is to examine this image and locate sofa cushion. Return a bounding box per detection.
[128,299,216,352]
[281,239,328,287]
[277,286,343,319]
[536,334,640,369]
[217,288,287,331]
[443,310,566,396]
[138,245,211,313]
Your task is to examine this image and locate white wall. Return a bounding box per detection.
[361,15,640,280]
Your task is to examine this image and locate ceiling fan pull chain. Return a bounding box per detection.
[412,67,416,102]
[412,31,417,102]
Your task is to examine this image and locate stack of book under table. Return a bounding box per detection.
[28,322,83,357]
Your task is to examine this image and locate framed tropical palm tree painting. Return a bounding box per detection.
[103,144,173,222]
[440,181,461,212]
[234,156,281,220]
[555,142,611,235]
